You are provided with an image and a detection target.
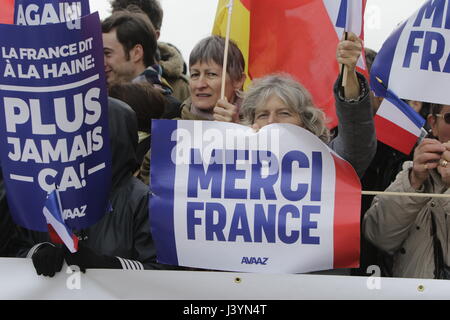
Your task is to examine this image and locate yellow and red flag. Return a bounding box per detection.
[0,0,15,24]
[212,0,367,129]
[212,0,251,90]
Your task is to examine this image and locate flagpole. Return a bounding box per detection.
[340,31,348,88]
[221,0,234,100]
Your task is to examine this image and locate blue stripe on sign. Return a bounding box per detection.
[149,119,179,266]
[370,21,408,98]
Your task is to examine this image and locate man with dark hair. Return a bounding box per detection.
[111,0,163,38]
[110,0,190,102]
[102,8,181,119]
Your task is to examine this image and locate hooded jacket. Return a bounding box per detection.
[158,42,190,103]
[17,98,169,270]
[138,97,209,185]
[133,65,182,120]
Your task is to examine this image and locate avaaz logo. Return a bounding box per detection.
[241,257,269,265]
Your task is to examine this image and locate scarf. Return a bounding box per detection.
[133,64,173,96]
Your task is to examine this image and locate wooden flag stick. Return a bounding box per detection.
[221,0,234,100]
[362,190,450,199]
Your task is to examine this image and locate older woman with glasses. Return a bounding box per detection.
[364,103,450,279]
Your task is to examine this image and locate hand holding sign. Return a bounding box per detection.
[31,244,64,277]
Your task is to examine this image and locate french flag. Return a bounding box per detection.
[335,0,363,34]
[42,189,79,253]
[333,0,367,73]
[374,86,425,155]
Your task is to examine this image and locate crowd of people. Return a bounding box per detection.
[0,0,449,281]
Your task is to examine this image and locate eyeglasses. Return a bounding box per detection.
[435,113,450,124]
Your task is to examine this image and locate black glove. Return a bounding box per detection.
[64,243,121,272]
[31,244,64,277]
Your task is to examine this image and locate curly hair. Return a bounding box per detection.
[241,74,330,143]
[110,0,163,31]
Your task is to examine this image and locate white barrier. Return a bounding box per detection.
[0,258,449,300]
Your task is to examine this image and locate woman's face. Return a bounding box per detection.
[430,105,450,143]
[189,60,241,111]
[253,94,303,129]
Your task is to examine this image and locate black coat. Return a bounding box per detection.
[0,169,16,257]
[16,98,170,270]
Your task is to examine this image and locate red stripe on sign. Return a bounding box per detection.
[332,153,361,269]
[375,115,419,155]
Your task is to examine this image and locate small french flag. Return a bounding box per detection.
[42,189,79,253]
[374,87,426,155]
[333,0,367,73]
[335,0,363,35]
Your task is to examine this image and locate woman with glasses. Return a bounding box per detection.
[364,103,450,279]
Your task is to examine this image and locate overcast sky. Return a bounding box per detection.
[90,0,428,64]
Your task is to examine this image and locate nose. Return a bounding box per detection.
[104,56,110,70]
[193,75,208,90]
[267,113,277,124]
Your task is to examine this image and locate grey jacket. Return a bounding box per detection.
[363,161,450,278]
[329,73,376,178]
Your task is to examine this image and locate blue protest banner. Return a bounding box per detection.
[0,12,111,232]
[14,0,90,25]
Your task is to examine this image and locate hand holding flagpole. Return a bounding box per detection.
[336,0,349,89]
[336,0,364,89]
[221,0,234,100]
